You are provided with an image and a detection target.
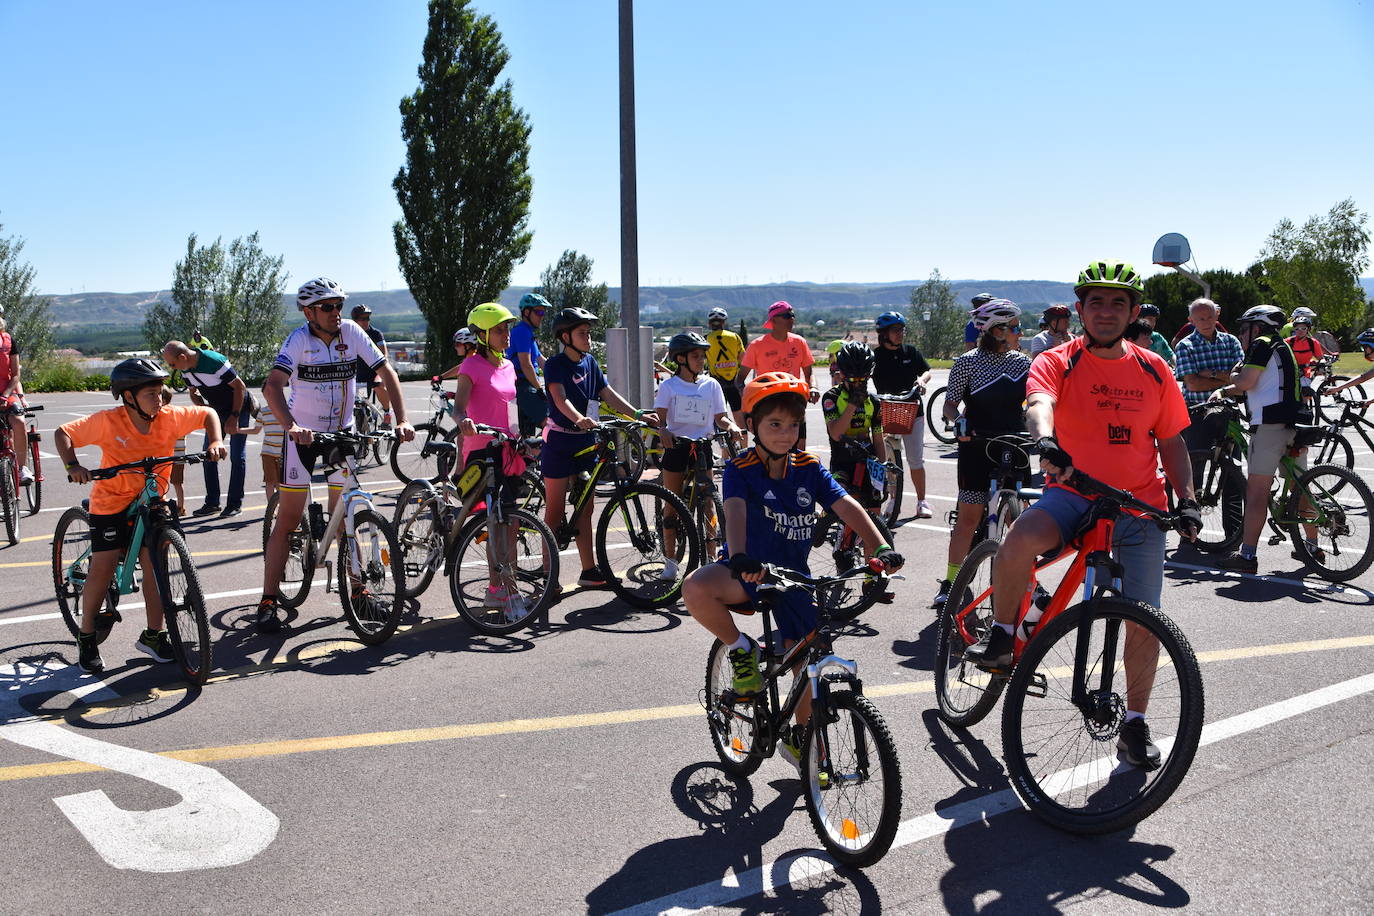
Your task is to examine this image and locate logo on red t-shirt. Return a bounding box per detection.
[1107,423,1132,445]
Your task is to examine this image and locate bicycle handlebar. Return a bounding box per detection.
[735,559,886,593]
[1059,468,1174,530]
[470,424,544,453]
[875,385,924,402]
[89,451,214,480]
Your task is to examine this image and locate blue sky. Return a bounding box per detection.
[2,0,1372,295]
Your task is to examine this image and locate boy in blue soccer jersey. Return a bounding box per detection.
[682,371,904,769]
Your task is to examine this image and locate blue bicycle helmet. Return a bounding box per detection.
[875,310,907,330]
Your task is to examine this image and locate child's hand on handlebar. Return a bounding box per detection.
[207,441,228,461]
[874,545,904,572]
[574,416,598,430]
[729,553,765,584]
[67,463,91,485]
[460,418,478,436]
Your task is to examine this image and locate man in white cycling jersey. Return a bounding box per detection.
[255,277,414,633]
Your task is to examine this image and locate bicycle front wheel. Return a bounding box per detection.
[927,386,955,444]
[1186,449,1245,553]
[263,492,315,608]
[392,480,445,599]
[802,692,903,867]
[1315,377,1368,425]
[0,455,18,545]
[597,427,647,497]
[390,422,448,484]
[934,538,1006,727]
[1001,596,1204,835]
[1285,464,1374,581]
[596,482,699,608]
[879,449,903,529]
[808,512,892,621]
[53,505,117,643]
[338,508,405,645]
[24,438,41,514]
[695,486,727,564]
[1312,431,1355,480]
[703,638,764,776]
[153,529,213,684]
[447,507,558,635]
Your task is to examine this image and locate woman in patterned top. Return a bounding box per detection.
[932,299,1032,611]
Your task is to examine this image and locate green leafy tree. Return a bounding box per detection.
[143,232,289,380]
[533,250,615,352]
[908,268,964,358]
[1257,198,1371,340]
[0,222,55,368]
[1142,267,1263,337]
[393,0,533,374]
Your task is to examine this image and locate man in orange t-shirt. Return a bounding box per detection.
[55,358,224,674]
[963,260,1201,771]
[741,300,819,447]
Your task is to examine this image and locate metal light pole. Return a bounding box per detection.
[618,0,641,406]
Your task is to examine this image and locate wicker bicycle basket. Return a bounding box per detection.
[880,399,921,436]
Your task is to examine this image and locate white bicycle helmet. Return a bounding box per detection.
[1238,304,1285,329]
[453,326,479,346]
[971,298,1022,331]
[296,277,347,310]
[1290,307,1316,326]
[707,307,728,321]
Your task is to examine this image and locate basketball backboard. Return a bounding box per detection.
[1152,232,1192,267]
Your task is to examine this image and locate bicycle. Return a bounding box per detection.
[553,419,699,608]
[925,384,959,445]
[351,393,388,471]
[961,433,1038,547]
[52,453,215,684]
[389,376,458,484]
[934,469,1205,834]
[1304,354,1368,424]
[701,560,904,867]
[876,385,923,527]
[672,431,740,563]
[598,405,657,492]
[1,403,43,544]
[807,442,896,622]
[260,430,406,645]
[1313,395,1374,475]
[1175,399,1248,553]
[391,427,559,635]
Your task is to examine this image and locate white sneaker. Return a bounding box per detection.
[502,596,531,623]
[19,466,34,485]
[917,500,933,518]
[484,586,510,607]
[659,559,680,581]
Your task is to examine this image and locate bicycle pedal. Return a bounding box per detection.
[1267,535,1284,546]
[1025,671,1048,698]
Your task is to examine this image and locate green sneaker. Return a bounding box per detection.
[135,628,175,664]
[781,723,804,772]
[728,638,762,695]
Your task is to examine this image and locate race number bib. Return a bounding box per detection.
[671,395,711,428]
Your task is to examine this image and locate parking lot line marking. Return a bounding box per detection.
[610,671,1374,916]
[2,633,1371,784]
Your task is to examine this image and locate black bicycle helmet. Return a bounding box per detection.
[834,340,876,378]
[551,307,599,338]
[1138,303,1160,318]
[111,358,170,399]
[667,331,708,361]
[970,292,997,307]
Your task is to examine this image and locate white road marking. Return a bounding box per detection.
[1165,559,1364,594]
[611,671,1374,916]
[0,662,279,872]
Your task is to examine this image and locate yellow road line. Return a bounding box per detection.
[3,633,1372,784]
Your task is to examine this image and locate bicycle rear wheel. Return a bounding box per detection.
[1185,449,1245,553]
[1285,464,1374,581]
[447,507,558,635]
[338,508,405,645]
[879,449,903,528]
[927,386,955,444]
[24,436,41,514]
[802,692,903,867]
[807,512,892,621]
[934,538,1007,727]
[694,486,727,564]
[390,422,448,484]
[52,505,117,644]
[1001,596,1204,834]
[596,482,699,608]
[153,529,213,684]
[1312,431,1355,480]
[263,492,315,608]
[0,455,18,545]
[703,638,764,776]
[391,480,445,599]
[1315,377,1368,425]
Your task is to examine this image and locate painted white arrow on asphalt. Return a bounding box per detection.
[0,661,278,872]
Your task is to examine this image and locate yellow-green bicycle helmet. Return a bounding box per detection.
[1073,259,1144,298]
[468,302,517,331]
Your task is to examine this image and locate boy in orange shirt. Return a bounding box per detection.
[55,359,225,674]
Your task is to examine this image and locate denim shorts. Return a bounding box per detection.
[540,429,596,480]
[1021,485,1166,609]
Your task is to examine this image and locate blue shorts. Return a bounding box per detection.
[1021,485,1166,609]
[541,429,596,479]
[721,559,818,643]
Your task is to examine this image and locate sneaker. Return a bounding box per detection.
[255,595,285,633]
[502,595,532,624]
[780,723,804,773]
[658,559,680,581]
[917,500,934,519]
[218,505,242,519]
[19,465,34,484]
[963,625,1014,669]
[728,637,762,695]
[191,503,222,517]
[577,566,609,588]
[1217,552,1258,574]
[1292,546,1326,563]
[932,579,952,611]
[76,632,104,674]
[1117,718,1162,770]
[484,585,511,607]
[135,629,175,663]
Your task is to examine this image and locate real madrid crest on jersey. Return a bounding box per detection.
[796,487,812,508]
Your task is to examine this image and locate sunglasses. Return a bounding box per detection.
[310,301,343,313]
[531,308,546,316]
[774,313,796,320]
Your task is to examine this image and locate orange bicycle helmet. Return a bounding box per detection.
[743,371,810,414]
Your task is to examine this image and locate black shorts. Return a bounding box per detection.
[829,441,882,509]
[714,378,742,411]
[661,437,716,474]
[89,511,136,554]
[281,437,354,491]
[956,437,1031,501]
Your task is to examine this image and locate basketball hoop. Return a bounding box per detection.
[1152,232,1191,268]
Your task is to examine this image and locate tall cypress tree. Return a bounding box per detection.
[393,0,533,373]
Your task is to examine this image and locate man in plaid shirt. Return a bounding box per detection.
[1174,297,1244,452]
